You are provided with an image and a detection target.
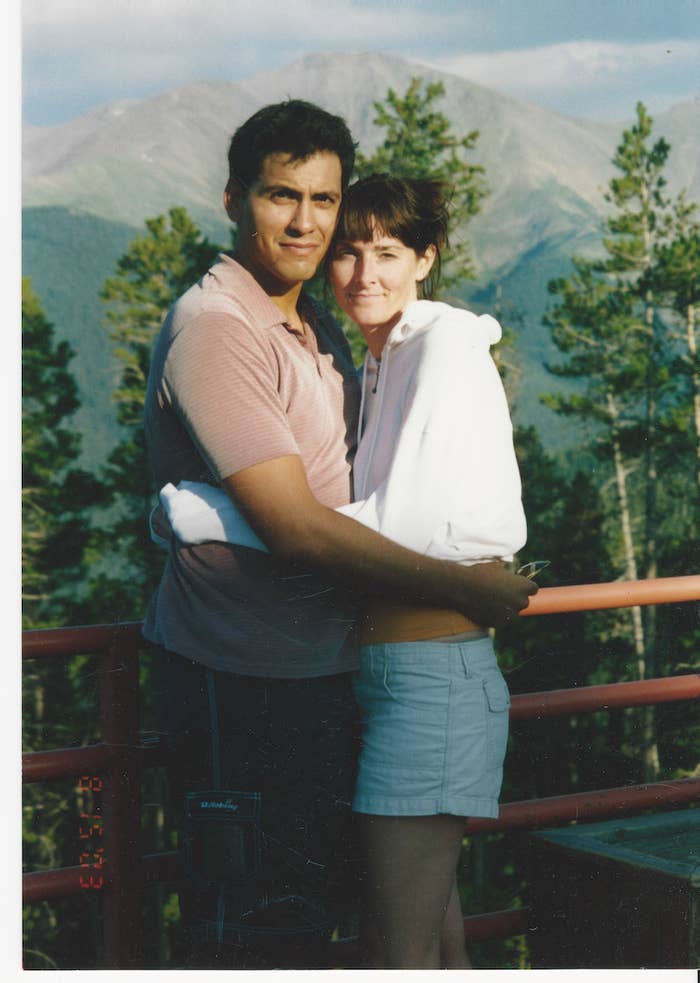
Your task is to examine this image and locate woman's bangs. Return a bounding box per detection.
[337,203,386,243]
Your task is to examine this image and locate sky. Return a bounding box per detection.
[22,0,700,127]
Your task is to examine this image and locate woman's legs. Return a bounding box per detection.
[359,812,466,969]
[440,876,472,968]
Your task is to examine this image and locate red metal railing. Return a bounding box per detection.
[521,574,700,615]
[22,576,700,966]
[23,623,142,966]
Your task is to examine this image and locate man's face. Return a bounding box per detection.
[225,151,343,295]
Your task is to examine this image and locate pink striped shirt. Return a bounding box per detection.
[143,254,361,677]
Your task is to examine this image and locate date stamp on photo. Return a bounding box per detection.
[77,775,104,890]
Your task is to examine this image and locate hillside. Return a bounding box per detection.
[22,208,143,470]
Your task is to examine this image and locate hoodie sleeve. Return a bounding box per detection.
[159,480,269,551]
[338,312,527,562]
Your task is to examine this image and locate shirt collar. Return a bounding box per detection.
[212,253,294,331]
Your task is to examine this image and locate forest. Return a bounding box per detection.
[22,80,700,968]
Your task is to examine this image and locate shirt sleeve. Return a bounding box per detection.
[338,318,527,561]
[164,312,300,480]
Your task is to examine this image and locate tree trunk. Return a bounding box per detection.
[607,391,645,658]
[607,388,660,776]
[686,301,700,493]
[641,291,660,781]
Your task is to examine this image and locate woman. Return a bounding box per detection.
[157,175,528,968]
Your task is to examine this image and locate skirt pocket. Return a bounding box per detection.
[353,651,450,786]
[382,660,452,711]
[483,672,511,772]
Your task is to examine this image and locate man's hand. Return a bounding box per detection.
[451,561,538,627]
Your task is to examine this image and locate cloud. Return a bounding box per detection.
[22,0,483,123]
[23,0,458,49]
[423,40,700,119]
[23,0,700,48]
[22,1,700,125]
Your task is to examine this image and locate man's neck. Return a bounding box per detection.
[267,284,306,332]
[233,251,306,330]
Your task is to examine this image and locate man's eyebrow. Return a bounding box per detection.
[260,183,340,199]
[260,182,300,195]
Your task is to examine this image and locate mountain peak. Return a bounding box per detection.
[23,51,699,255]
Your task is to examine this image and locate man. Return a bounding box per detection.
[143,99,534,968]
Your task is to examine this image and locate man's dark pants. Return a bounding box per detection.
[149,646,360,968]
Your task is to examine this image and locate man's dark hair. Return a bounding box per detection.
[227,100,356,192]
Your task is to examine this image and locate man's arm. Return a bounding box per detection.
[224,454,536,627]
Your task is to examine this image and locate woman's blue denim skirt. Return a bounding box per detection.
[352,635,510,818]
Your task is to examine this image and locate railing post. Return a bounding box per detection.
[99,629,141,968]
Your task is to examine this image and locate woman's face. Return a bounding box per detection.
[329,226,435,355]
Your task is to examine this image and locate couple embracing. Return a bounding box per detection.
[144,98,536,969]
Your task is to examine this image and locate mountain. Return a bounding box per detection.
[22,52,700,468]
[24,53,700,265]
[18,53,618,262]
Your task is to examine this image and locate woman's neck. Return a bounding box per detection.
[362,313,402,360]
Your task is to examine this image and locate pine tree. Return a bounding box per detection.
[540,103,695,780]
[22,277,103,627]
[355,77,488,290]
[22,278,107,968]
[649,193,700,492]
[602,102,672,584]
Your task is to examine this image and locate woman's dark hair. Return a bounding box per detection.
[332,174,451,298]
[227,100,356,192]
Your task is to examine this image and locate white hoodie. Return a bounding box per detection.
[156,300,526,563]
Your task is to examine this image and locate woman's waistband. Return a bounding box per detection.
[359,602,486,646]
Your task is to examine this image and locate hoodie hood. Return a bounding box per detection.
[383,299,502,352]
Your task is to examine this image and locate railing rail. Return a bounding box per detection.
[466,777,700,834]
[509,673,700,720]
[22,621,143,659]
[21,574,700,657]
[520,574,700,615]
[22,575,700,968]
[22,673,700,783]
